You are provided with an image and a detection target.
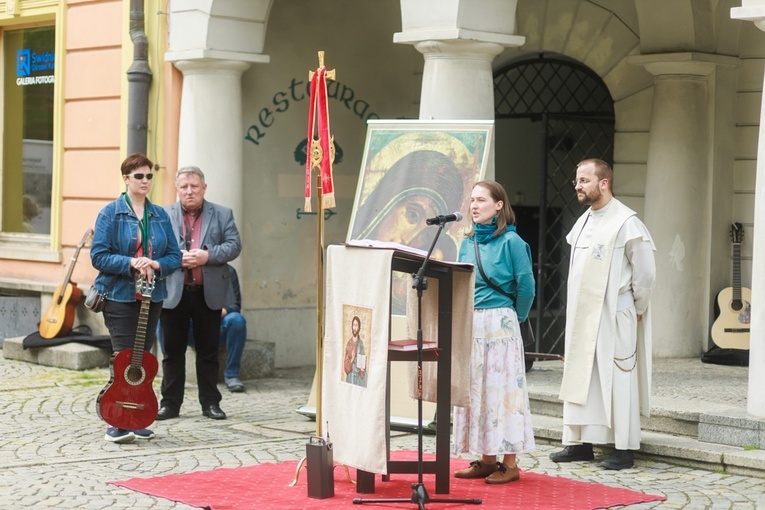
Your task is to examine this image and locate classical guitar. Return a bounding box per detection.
[97,275,159,430]
[39,228,93,339]
[711,223,751,350]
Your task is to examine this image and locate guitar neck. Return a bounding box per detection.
[732,243,742,301]
[56,229,93,305]
[130,296,152,367]
[55,248,81,304]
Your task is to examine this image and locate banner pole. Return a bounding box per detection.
[315,171,324,437]
[292,51,338,490]
[303,49,335,440]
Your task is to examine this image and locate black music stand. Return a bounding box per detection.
[353,223,481,509]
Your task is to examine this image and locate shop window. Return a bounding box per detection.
[2,25,55,236]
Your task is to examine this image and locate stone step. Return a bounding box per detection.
[530,389,738,442]
[2,335,276,383]
[2,335,110,370]
[179,339,275,383]
[530,382,765,477]
[533,413,765,478]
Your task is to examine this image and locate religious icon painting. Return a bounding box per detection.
[348,120,493,262]
[341,304,373,388]
[348,120,492,314]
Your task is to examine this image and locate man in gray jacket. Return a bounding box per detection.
[157,166,241,421]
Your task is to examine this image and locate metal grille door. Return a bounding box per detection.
[494,55,615,356]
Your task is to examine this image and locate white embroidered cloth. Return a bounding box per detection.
[323,245,393,474]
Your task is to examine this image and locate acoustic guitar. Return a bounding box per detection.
[711,223,751,350]
[97,275,159,430]
[39,228,93,339]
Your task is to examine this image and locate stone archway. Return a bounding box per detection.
[494,52,615,356]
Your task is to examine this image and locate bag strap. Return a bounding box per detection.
[473,236,535,347]
[473,235,514,300]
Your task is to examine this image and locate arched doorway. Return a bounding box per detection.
[494,52,615,356]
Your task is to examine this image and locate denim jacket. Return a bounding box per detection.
[91,194,182,302]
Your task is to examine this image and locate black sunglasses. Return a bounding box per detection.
[129,173,154,180]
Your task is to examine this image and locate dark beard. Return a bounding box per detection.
[578,190,600,205]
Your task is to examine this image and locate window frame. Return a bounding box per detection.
[0,7,63,261]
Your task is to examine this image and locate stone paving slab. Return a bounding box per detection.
[2,354,765,509]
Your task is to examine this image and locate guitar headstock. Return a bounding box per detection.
[730,222,744,245]
[77,228,94,249]
[135,274,156,298]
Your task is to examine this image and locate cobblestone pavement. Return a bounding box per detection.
[1,356,764,509]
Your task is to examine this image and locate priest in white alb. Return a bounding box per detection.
[549,158,656,470]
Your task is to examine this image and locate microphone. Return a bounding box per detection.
[425,212,463,226]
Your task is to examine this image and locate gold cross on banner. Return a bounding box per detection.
[310,50,336,82]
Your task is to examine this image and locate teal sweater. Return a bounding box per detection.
[458,226,536,322]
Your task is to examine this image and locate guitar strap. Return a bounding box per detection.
[472,235,534,347]
[123,193,150,256]
[472,235,513,300]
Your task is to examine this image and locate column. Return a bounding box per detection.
[394,0,525,178]
[414,40,507,121]
[628,53,735,358]
[732,1,765,417]
[172,59,250,227]
[402,38,523,178]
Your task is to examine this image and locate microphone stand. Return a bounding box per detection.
[354,221,481,509]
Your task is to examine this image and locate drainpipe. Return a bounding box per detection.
[127,0,152,156]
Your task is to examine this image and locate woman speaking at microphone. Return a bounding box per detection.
[452,180,536,484]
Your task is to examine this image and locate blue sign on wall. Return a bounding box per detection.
[15,47,55,86]
[16,49,31,77]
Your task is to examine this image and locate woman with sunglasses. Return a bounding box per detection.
[90,153,181,444]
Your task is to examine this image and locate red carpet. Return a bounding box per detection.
[111,450,665,509]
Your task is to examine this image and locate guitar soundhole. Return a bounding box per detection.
[124,365,146,386]
[732,299,743,312]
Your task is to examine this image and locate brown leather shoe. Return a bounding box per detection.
[454,459,498,479]
[485,463,520,484]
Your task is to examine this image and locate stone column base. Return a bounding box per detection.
[179,339,275,383]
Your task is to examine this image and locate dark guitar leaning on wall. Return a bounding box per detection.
[710,222,751,350]
[39,228,93,339]
[97,274,159,430]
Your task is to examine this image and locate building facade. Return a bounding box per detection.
[2,0,765,413]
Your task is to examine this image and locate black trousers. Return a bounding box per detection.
[160,287,222,410]
[103,300,162,353]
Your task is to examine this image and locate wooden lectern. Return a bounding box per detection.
[356,248,473,495]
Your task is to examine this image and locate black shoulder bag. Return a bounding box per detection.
[473,236,535,347]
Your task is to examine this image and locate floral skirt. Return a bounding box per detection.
[453,307,535,456]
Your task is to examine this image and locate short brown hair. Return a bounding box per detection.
[577,158,613,192]
[121,153,154,176]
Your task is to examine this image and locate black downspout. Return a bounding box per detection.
[127,0,152,156]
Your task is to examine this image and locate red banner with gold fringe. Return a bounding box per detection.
[304,59,336,211]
